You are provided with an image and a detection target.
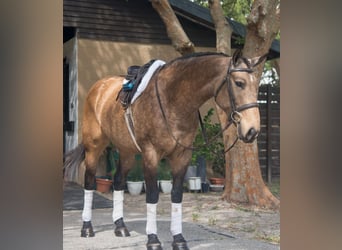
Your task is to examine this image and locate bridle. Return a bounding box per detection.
[212,59,259,152]
[215,59,259,126]
[155,55,261,153]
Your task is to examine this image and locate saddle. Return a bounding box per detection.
[117,59,156,109]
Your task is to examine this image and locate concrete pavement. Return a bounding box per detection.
[63,182,279,250]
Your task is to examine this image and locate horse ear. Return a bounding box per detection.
[249,53,268,67]
[232,49,242,66]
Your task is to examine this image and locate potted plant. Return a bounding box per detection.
[192,109,225,187]
[126,154,144,195]
[158,158,172,194]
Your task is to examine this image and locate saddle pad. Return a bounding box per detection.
[129,59,165,103]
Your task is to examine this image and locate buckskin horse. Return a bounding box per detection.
[64,51,266,250]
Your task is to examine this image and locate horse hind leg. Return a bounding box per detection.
[142,152,162,250]
[81,134,109,237]
[112,152,135,237]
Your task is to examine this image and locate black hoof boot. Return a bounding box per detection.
[146,234,162,250]
[172,234,189,250]
[81,221,95,237]
[114,218,130,237]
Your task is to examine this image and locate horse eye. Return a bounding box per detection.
[235,81,244,89]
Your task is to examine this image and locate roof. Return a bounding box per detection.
[63,0,279,59]
[169,0,280,59]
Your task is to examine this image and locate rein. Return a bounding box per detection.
[154,57,259,153]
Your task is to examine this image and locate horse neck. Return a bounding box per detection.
[160,55,229,113]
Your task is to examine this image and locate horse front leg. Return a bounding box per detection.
[143,156,162,250]
[169,154,191,250]
[170,175,189,250]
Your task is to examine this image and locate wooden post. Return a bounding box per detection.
[267,84,272,183]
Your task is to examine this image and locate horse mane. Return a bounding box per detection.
[166,50,265,69]
[166,52,229,66]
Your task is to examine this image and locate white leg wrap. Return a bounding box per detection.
[112,190,124,222]
[82,189,94,222]
[171,203,182,236]
[146,203,157,235]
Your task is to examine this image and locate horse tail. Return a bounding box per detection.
[63,144,85,182]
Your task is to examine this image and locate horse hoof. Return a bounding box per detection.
[147,243,163,250]
[114,218,130,237]
[146,234,162,250]
[172,234,189,250]
[172,241,189,250]
[147,244,162,250]
[81,221,95,237]
[114,227,130,237]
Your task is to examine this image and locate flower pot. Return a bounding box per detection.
[209,177,225,185]
[210,184,224,192]
[127,181,143,195]
[96,177,113,193]
[184,165,197,181]
[188,177,201,191]
[159,180,172,194]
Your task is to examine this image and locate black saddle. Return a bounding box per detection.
[117,59,156,108]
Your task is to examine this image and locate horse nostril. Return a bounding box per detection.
[246,128,258,142]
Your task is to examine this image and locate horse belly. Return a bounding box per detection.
[107,114,139,153]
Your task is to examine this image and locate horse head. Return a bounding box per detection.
[214,50,267,143]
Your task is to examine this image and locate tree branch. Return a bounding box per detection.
[150,0,195,55]
[208,0,233,55]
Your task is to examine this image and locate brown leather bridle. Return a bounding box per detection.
[214,59,259,127]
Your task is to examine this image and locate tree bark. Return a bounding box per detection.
[150,0,195,55]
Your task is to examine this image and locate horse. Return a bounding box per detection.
[64,50,266,250]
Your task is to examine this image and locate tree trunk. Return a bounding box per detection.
[208,0,280,209]
[150,0,195,55]
[208,0,235,188]
[272,58,280,77]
